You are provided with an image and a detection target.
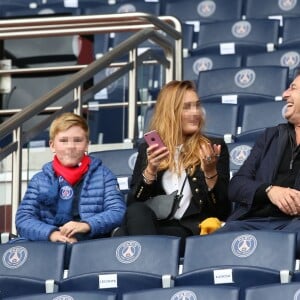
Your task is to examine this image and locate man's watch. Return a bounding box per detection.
[265,185,273,194]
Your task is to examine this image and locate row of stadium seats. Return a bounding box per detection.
[1,0,296,145]
[0,231,298,299]
[3,0,300,24]
[5,283,300,300]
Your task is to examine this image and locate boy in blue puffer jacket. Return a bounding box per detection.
[16,112,126,243]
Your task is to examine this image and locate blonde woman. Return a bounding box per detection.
[115,80,231,244]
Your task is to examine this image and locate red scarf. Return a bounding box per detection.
[53,155,91,185]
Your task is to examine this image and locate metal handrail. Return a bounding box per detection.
[0,13,182,233]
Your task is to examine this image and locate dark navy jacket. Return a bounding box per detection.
[228,123,300,220]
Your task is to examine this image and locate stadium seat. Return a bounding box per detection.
[83,1,161,16]
[197,66,289,104]
[4,290,117,300]
[244,0,300,25]
[59,236,181,299]
[175,231,297,299]
[163,0,243,32]
[244,282,300,300]
[122,285,240,300]
[5,36,77,68]
[227,140,254,176]
[237,101,287,142]
[245,49,300,83]
[0,241,66,298]
[89,148,138,195]
[192,19,280,56]
[202,102,239,143]
[183,54,242,83]
[39,0,109,6]
[2,4,81,17]
[84,0,162,58]
[0,3,36,18]
[280,17,300,50]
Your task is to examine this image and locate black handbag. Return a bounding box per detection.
[145,175,188,220]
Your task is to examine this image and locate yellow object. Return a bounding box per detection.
[199,217,224,235]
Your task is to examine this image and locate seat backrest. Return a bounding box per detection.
[89,148,138,193]
[67,236,181,277]
[245,0,300,22]
[184,54,242,83]
[182,231,296,273]
[197,66,289,103]
[281,17,300,50]
[244,282,300,300]
[245,49,300,83]
[122,285,240,300]
[227,140,254,176]
[2,4,80,17]
[202,102,239,142]
[83,1,160,17]
[0,241,66,281]
[193,19,280,55]
[239,101,287,134]
[5,291,117,300]
[163,0,243,31]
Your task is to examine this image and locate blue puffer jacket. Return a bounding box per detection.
[16,156,126,241]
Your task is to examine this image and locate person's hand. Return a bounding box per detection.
[200,143,221,175]
[59,221,91,238]
[49,230,78,243]
[267,186,300,216]
[146,144,169,174]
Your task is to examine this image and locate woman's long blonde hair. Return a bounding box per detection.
[148,80,209,175]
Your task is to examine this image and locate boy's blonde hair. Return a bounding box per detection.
[49,112,89,141]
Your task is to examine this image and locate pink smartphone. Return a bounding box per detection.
[144,130,166,149]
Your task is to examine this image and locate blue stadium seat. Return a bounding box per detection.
[93,33,111,58]
[202,102,239,142]
[197,66,289,104]
[245,49,300,83]
[0,241,66,298]
[0,3,35,17]
[83,1,161,16]
[244,0,300,24]
[280,17,300,50]
[89,148,138,195]
[192,19,280,56]
[176,231,296,299]
[59,236,181,299]
[163,0,243,32]
[4,291,117,300]
[244,282,300,300]
[2,4,81,17]
[237,101,287,142]
[123,285,240,300]
[40,0,109,6]
[227,140,254,176]
[183,54,242,83]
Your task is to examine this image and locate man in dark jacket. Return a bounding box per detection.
[217,71,300,256]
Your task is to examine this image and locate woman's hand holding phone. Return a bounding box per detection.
[144,130,169,174]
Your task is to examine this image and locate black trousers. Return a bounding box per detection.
[117,202,192,255]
